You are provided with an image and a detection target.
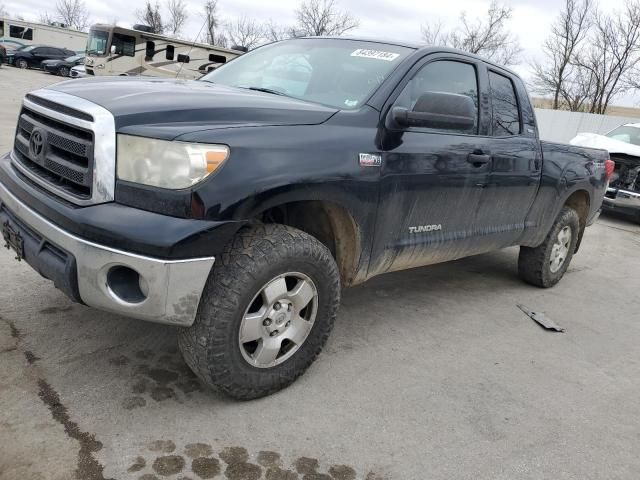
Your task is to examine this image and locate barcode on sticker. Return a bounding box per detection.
[351,49,400,61]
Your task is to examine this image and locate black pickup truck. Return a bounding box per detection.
[0,37,612,399]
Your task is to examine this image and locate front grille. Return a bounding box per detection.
[13,105,94,199]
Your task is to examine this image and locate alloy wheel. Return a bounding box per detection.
[239,272,318,368]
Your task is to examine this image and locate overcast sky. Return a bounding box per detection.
[5,0,638,105]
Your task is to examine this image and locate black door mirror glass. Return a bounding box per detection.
[392,91,476,131]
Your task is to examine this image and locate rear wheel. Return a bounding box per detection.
[16,58,28,69]
[59,66,69,77]
[518,206,580,288]
[178,224,341,400]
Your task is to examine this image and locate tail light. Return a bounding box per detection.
[604,159,615,181]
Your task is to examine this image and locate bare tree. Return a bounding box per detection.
[531,0,593,110]
[294,0,359,36]
[264,20,291,42]
[421,1,522,66]
[202,0,228,46]
[39,12,55,24]
[226,16,265,50]
[574,1,640,114]
[0,3,8,17]
[165,0,187,37]
[55,0,90,31]
[136,1,164,34]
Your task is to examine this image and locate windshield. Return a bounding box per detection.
[65,55,83,62]
[86,29,109,55]
[201,38,413,109]
[606,125,640,146]
[21,46,36,52]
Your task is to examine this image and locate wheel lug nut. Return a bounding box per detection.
[263,319,272,326]
[270,330,279,336]
[274,303,281,311]
[286,321,291,327]
[288,304,292,311]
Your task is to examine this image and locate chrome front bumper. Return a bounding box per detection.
[0,180,214,326]
[603,187,640,212]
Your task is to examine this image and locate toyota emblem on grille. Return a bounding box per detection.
[29,129,46,160]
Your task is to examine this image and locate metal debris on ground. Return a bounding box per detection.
[517,305,565,332]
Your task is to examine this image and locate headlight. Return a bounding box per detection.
[117,134,229,189]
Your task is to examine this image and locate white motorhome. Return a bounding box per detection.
[84,24,242,79]
[0,17,87,52]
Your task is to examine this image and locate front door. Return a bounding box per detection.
[369,56,498,276]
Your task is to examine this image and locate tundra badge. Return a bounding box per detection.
[409,225,443,233]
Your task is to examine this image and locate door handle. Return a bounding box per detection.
[467,152,492,165]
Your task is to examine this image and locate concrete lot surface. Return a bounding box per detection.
[1,68,640,480]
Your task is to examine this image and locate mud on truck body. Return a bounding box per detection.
[0,38,612,399]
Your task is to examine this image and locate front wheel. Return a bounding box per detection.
[178,224,341,400]
[16,58,28,69]
[518,206,580,288]
[59,66,69,77]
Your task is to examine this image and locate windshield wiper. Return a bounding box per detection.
[243,86,286,96]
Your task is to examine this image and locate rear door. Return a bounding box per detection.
[478,70,542,246]
[370,55,499,276]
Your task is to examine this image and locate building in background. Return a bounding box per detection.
[0,17,87,53]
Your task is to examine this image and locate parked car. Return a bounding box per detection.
[70,64,87,78]
[42,55,85,77]
[7,45,75,69]
[571,125,640,223]
[0,37,612,399]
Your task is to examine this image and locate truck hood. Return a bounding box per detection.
[570,132,640,157]
[46,77,338,139]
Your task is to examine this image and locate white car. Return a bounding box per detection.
[69,65,87,78]
[571,124,640,222]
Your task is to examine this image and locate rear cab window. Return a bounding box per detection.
[489,71,521,136]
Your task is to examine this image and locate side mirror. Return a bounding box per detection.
[110,45,116,55]
[177,53,190,63]
[208,53,226,63]
[392,91,476,131]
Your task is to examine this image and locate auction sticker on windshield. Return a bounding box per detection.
[351,49,400,61]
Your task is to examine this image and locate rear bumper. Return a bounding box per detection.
[603,187,640,214]
[0,177,214,327]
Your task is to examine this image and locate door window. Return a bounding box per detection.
[489,71,521,136]
[395,60,479,135]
